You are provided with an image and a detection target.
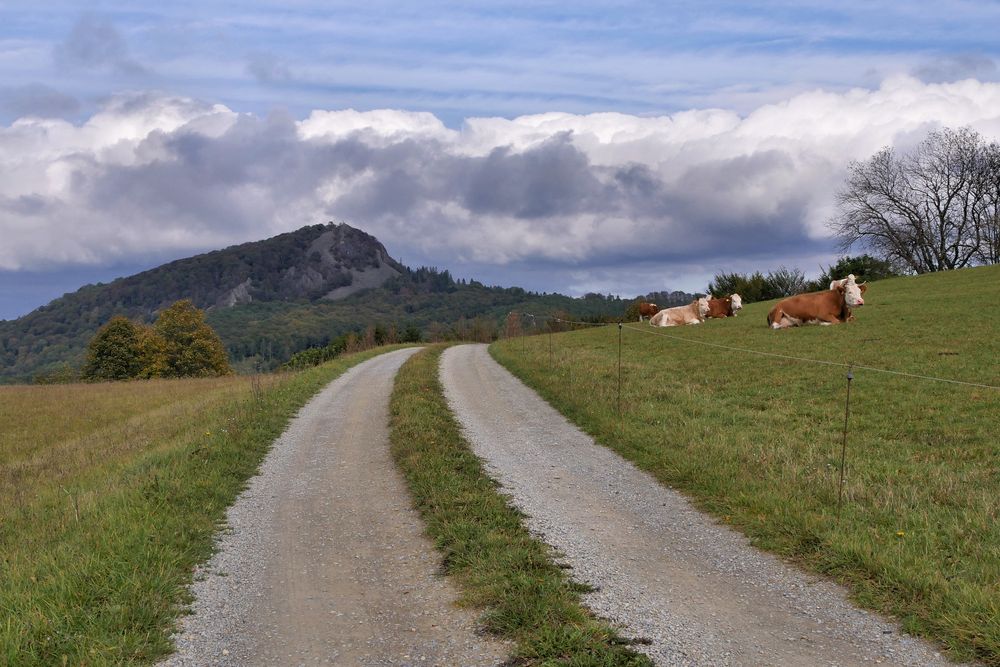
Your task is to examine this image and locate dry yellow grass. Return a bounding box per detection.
[0,376,271,514]
[1,347,408,665]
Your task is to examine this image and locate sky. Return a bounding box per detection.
[2,2,1000,320]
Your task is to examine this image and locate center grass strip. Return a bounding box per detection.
[1,345,411,667]
[388,345,650,667]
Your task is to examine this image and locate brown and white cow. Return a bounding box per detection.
[767,277,867,329]
[706,293,743,318]
[650,297,710,327]
[637,302,659,321]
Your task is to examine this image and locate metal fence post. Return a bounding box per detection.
[837,363,855,518]
[617,322,623,419]
[548,322,553,367]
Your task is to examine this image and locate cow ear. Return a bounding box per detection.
[859,283,868,293]
[835,283,846,293]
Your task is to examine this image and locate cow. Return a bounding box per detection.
[706,293,743,318]
[650,297,710,327]
[637,302,659,322]
[767,276,867,329]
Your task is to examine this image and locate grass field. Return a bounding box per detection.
[491,265,1000,665]
[0,346,409,666]
[389,346,649,666]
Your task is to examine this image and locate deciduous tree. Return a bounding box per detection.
[832,127,1000,273]
[150,300,232,377]
[82,316,143,381]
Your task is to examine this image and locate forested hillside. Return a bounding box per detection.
[208,268,631,370]
[0,223,653,382]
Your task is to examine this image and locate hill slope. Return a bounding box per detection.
[0,223,406,381]
[0,223,662,382]
[491,264,1000,664]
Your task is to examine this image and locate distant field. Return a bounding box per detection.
[0,347,407,666]
[492,265,1000,664]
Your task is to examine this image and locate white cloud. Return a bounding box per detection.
[2,76,999,297]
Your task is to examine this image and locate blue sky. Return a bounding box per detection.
[2,1,1000,319]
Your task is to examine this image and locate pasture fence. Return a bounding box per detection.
[502,310,998,515]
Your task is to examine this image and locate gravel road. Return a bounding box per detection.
[440,344,966,667]
[162,348,508,667]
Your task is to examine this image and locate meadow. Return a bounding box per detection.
[0,346,408,666]
[491,265,1000,664]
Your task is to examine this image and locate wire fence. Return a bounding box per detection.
[512,311,1000,390]
[502,309,998,515]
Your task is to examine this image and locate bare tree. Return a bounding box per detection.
[975,140,1000,265]
[831,127,994,273]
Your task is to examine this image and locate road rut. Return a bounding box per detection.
[163,348,507,666]
[440,344,962,667]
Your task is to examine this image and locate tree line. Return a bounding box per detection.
[706,255,898,303]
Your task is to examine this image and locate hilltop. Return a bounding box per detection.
[0,223,681,382]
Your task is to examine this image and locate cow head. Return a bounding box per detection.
[837,276,866,307]
[830,274,856,291]
[696,296,710,318]
[729,293,743,312]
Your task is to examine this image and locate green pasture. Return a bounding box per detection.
[0,346,409,666]
[492,265,1000,664]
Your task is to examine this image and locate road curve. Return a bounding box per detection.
[163,348,508,667]
[440,344,963,667]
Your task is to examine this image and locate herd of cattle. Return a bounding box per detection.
[638,275,868,329]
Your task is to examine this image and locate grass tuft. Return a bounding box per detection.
[388,345,650,666]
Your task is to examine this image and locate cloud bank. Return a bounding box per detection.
[2,76,1000,296]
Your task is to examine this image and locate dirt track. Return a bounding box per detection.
[440,344,963,667]
[163,348,507,666]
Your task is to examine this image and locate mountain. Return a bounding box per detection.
[0,223,687,383]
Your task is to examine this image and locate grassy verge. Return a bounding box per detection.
[388,345,650,666]
[490,265,1000,665]
[0,345,410,666]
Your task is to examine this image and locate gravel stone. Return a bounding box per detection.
[440,344,972,667]
[161,348,508,667]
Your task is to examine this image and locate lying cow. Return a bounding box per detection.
[637,302,659,321]
[706,293,743,318]
[650,297,710,327]
[767,277,867,329]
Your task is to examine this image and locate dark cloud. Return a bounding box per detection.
[913,54,997,83]
[246,52,294,84]
[0,84,80,119]
[54,14,147,76]
[0,194,54,216]
[58,113,818,272]
[321,134,820,266]
[461,135,607,218]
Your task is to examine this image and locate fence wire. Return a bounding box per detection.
[509,312,1000,391]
